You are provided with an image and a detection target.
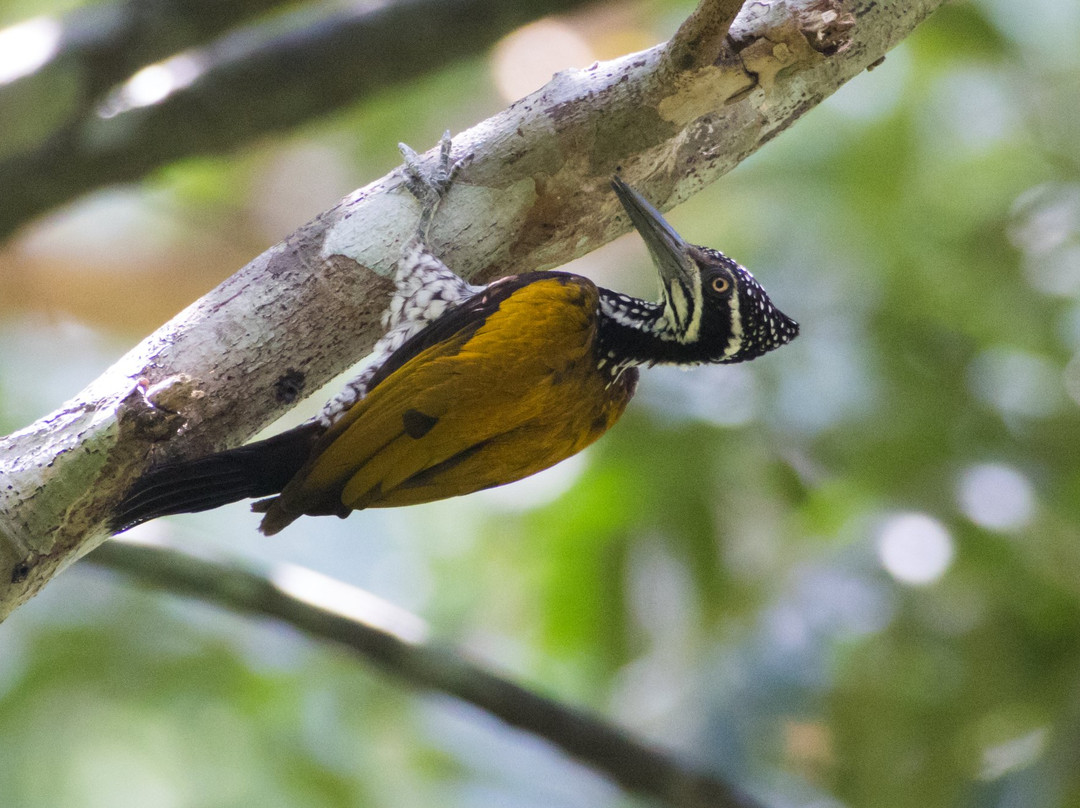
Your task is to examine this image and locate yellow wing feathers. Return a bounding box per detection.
[260,276,632,532]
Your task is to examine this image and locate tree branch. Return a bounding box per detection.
[0,0,598,241]
[0,0,947,620]
[0,0,292,111]
[663,0,745,73]
[87,536,765,808]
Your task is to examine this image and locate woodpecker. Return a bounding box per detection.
[113,135,798,536]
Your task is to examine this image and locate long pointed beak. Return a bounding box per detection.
[611,177,695,289]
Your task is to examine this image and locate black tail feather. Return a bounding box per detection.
[111,422,323,533]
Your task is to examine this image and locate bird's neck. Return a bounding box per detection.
[597,289,695,371]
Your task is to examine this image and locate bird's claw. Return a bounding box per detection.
[399,131,471,239]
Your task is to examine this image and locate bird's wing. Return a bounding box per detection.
[262,273,614,527]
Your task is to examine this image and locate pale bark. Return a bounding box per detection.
[0,0,946,620]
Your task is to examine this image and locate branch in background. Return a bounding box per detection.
[87,537,766,808]
[0,0,947,620]
[0,0,292,109]
[0,0,597,241]
[0,0,298,225]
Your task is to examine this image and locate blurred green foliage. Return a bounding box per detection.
[3,0,1080,806]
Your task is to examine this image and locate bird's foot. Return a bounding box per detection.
[399,131,470,239]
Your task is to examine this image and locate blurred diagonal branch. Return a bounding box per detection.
[0,0,293,114]
[0,0,597,241]
[88,537,767,808]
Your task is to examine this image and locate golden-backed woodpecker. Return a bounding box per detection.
[113,140,798,536]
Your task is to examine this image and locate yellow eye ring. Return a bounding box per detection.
[711,276,731,294]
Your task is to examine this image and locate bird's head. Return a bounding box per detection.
[611,177,798,364]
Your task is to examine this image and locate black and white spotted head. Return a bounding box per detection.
[610,177,798,366]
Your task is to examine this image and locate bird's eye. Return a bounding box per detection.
[711,276,731,294]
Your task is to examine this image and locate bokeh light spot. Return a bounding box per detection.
[0,17,60,84]
[491,19,596,102]
[957,463,1035,532]
[639,364,758,427]
[474,451,587,511]
[1009,183,1080,296]
[877,513,954,586]
[968,347,1063,420]
[1061,352,1080,409]
[100,53,204,117]
[924,67,1019,154]
[980,728,1047,781]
